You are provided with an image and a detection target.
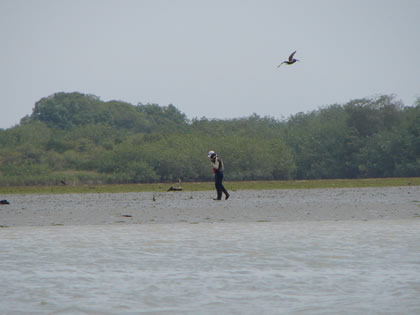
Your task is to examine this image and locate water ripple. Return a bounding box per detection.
[1,221,420,314]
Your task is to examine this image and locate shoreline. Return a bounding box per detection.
[0,177,419,195]
[1,186,419,227]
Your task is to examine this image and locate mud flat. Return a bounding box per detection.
[0,186,419,227]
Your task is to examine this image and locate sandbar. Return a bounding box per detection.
[0,186,419,227]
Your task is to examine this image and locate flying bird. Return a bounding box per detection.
[277,51,299,67]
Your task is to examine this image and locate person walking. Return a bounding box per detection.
[208,151,230,200]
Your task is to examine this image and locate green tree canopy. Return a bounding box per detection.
[1,92,418,185]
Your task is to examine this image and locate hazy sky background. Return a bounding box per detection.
[1,0,419,129]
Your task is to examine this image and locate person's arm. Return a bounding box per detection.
[211,158,219,173]
[217,157,223,171]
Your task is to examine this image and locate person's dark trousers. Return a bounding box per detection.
[215,171,228,200]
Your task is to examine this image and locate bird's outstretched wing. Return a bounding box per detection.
[288,51,297,62]
[277,61,286,68]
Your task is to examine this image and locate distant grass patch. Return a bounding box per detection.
[0,177,418,195]
[228,177,420,190]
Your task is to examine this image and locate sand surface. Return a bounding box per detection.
[0,186,419,227]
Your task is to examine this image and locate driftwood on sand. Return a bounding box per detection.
[167,186,182,192]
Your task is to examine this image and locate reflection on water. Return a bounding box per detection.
[1,221,420,314]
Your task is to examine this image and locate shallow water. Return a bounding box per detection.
[1,221,420,314]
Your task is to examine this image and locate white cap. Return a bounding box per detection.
[208,150,215,158]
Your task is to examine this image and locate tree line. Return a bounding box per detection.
[0,92,419,185]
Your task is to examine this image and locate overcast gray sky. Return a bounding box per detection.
[1,0,419,129]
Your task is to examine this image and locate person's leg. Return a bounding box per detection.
[218,173,229,200]
[222,184,229,199]
[217,173,230,199]
[215,173,223,200]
